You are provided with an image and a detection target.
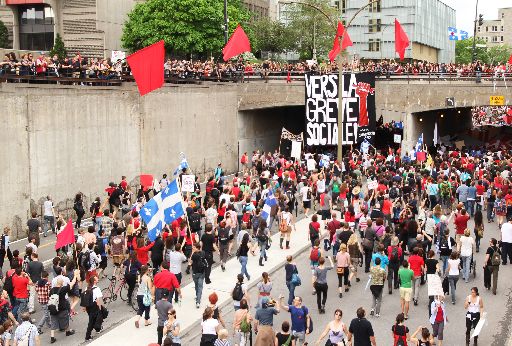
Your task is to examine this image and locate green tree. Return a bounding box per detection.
[0,20,8,49]
[455,38,487,64]
[50,33,67,59]
[121,0,250,56]
[486,44,512,65]
[250,18,293,58]
[285,0,337,60]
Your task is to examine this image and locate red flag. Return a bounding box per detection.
[508,54,512,64]
[394,19,409,61]
[127,40,165,96]
[328,22,353,62]
[55,219,75,250]
[222,25,251,61]
[140,174,154,192]
[416,151,426,162]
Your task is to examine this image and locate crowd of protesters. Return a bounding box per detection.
[0,136,511,345]
[2,50,512,83]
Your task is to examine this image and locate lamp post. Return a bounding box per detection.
[224,0,229,44]
[471,0,479,63]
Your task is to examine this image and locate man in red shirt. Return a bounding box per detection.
[408,247,424,306]
[154,261,181,303]
[12,267,32,322]
[454,209,470,245]
[381,195,393,226]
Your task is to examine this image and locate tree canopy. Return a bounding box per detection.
[455,38,512,65]
[0,20,8,49]
[50,33,67,59]
[121,0,250,57]
[250,17,294,58]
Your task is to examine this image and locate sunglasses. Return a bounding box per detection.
[168,313,175,315]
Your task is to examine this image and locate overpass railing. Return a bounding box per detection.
[1,70,511,86]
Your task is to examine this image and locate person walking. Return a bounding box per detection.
[200,306,221,346]
[232,274,250,312]
[43,196,55,237]
[484,238,501,294]
[409,326,434,346]
[362,225,377,273]
[336,244,351,298]
[162,308,181,346]
[464,287,484,345]
[347,307,376,346]
[387,236,403,294]
[279,206,295,250]
[167,244,187,304]
[369,257,386,318]
[408,247,425,306]
[255,220,269,267]
[201,223,218,285]
[12,267,32,323]
[156,289,173,345]
[35,270,51,334]
[49,275,77,343]
[473,211,484,252]
[398,260,414,320]
[83,275,104,342]
[237,233,251,281]
[445,252,461,304]
[13,312,40,346]
[135,265,154,328]
[190,242,207,308]
[73,193,85,230]
[312,256,334,314]
[122,252,142,306]
[217,221,231,271]
[26,253,43,315]
[391,313,409,346]
[153,262,181,305]
[256,272,272,309]
[232,298,252,346]
[458,229,476,283]
[347,233,362,284]
[315,309,349,345]
[275,321,294,346]
[278,295,311,346]
[285,256,299,306]
[500,217,512,264]
[254,296,280,346]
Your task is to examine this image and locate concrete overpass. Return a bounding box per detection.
[0,78,509,237]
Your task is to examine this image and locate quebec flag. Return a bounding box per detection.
[413,133,423,159]
[260,190,277,224]
[141,179,185,241]
[448,27,468,40]
[173,157,189,176]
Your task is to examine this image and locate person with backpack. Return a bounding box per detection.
[336,243,351,299]
[83,275,105,341]
[232,274,250,312]
[49,274,78,343]
[308,215,321,248]
[190,242,207,309]
[439,177,452,211]
[347,307,376,346]
[494,192,507,229]
[278,295,311,346]
[217,221,231,271]
[438,229,456,274]
[391,313,410,346]
[81,242,101,283]
[122,252,142,306]
[312,256,334,314]
[279,206,295,250]
[12,312,40,346]
[232,298,252,346]
[429,295,447,346]
[256,220,270,267]
[387,236,403,295]
[95,229,109,279]
[484,238,501,295]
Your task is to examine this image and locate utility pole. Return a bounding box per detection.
[336,0,344,163]
[224,0,229,44]
[471,0,479,63]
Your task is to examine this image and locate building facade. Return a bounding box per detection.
[0,0,143,57]
[341,0,455,63]
[478,7,512,47]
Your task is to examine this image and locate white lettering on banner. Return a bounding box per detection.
[305,73,376,146]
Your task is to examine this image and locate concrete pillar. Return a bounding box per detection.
[7,5,19,49]
[45,0,62,45]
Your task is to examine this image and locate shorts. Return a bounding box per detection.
[432,321,444,340]
[50,310,70,331]
[399,287,412,302]
[99,256,108,270]
[112,255,125,266]
[321,209,330,220]
[292,330,305,343]
[303,201,311,209]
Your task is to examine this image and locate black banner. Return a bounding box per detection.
[305,73,376,146]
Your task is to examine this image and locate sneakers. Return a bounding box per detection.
[356,278,361,282]
[413,299,418,306]
[221,264,225,271]
[85,336,93,341]
[51,337,57,343]
[66,330,75,337]
[38,329,43,335]
[339,293,343,298]
[375,313,380,318]
[196,303,200,309]
[370,309,374,316]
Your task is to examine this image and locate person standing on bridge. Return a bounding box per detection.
[43,195,55,237]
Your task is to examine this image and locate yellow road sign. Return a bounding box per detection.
[490,95,505,106]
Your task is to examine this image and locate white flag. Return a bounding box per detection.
[433,123,438,146]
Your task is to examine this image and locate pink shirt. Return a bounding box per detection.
[336,252,351,268]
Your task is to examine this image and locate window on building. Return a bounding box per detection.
[501,26,504,32]
[18,4,54,51]
[486,26,488,32]
[492,25,498,32]
[368,0,381,13]
[501,36,504,42]
[334,0,346,13]
[368,18,381,33]
[492,36,499,42]
[369,38,380,51]
[502,12,505,18]
[478,27,480,32]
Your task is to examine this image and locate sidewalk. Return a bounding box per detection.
[88,213,318,346]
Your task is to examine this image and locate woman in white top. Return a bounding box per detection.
[200,306,221,346]
[135,265,154,328]
[315,309,349,345]
[464,287,484,345]
[444,251,461,305]
[457,229,475,283]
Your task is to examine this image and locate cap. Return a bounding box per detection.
[160,288,170,298]
[261,296,269,305]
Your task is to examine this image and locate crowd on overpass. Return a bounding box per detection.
[0,132,511,345]
[2,50,512,83]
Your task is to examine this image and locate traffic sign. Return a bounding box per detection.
[490,95,505,106]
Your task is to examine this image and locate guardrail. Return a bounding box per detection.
[1,70,511,86]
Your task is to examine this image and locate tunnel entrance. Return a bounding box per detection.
[238,105,305,159]
[411,106,512,151]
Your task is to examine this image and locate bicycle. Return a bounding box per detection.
[102,276,138,311]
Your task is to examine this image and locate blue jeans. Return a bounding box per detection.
[448,275,459,303]
[37,304,51,330]
[466,200,475,217]
[487,203,494,222]
[43,216,54,236]
[239,256,250,280]
[441,255,449,273]
[258,240,267,259]
[14,298,28,322]
[192,272,204,304]
[286,281,296,305]
[461,256,471,281]
[95,216,103,234]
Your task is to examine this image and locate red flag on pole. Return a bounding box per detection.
[508,54,512,64]
[394,19,409,61]
[328,22,353,62]
[55,219,75,250]
[222,25,251,61]
[140,174,154,192]
[127,40,165,96]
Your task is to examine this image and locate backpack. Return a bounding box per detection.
[195,251,208,273]
[306,188,312,200]
[80,288,95,308]
[0,235,5,250]
[309,248,320,262]
[218,227,230,244]
[3,271,13,294]
[302,306,313,333]
[240,313,251,333]
[97,238,106,256]
[232,282,244,301]
[189,213,201,231]
[279,217,288,232]
[491,247,501,266]
[389,187,399,199]
[389,246,400,264]
[80,251,92,271]
[48,290,60,315]
[440,182,451,197]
